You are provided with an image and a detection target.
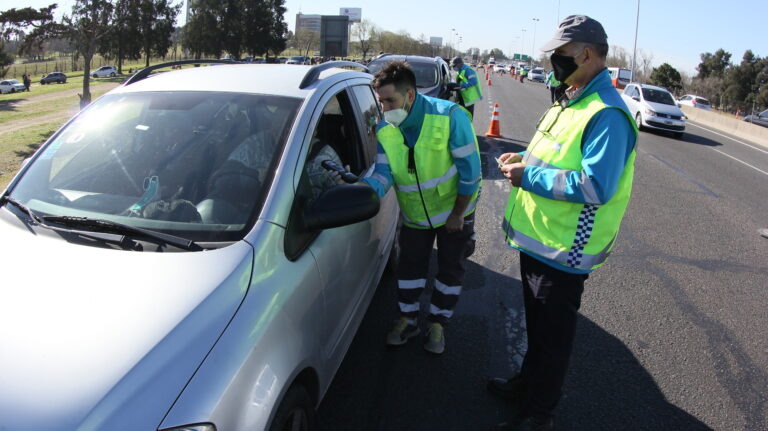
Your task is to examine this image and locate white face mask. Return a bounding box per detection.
[383,93,410,127]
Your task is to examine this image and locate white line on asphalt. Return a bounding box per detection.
[687,122,768,155]
[711,149,768,176]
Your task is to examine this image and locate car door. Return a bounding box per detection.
[293,84,387,368]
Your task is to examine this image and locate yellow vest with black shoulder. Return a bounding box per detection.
[457,66,482,107]
[502,91,638,271]
[377,100,479,229]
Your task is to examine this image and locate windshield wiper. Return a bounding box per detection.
[41,215,203,251]
[1,195,42,224]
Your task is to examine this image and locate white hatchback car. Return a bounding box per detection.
[0,79,27,93]
[528,67,546,82]
[92,65,118,78]
[677,94,711,111]
[622,83,686,138]
[0,60,399,431]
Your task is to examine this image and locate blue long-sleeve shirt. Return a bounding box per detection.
[362,93,481,199]
[458,64,479,90]
[516,68,636,273]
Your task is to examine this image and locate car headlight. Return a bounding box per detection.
[644,108,656,116]
[159,424,215,431]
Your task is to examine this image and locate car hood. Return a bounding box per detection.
[0,216,254,431]
[645,100,684,117]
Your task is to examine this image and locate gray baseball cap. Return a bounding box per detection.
[540,15,608,52]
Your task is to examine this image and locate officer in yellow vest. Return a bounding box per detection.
[488,16,638,430]
[451,56,483,118]
[361,61,482,355]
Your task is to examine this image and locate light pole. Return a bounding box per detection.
[556,0,561,22]
[521,29,527,64]
[631,0,640,82]
[532,18,540,67]
[449,28,455,58]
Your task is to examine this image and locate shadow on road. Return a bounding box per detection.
[641,128,723,147]
[0,99,21,112]
[14,130,54,159]
[317,259,709,430]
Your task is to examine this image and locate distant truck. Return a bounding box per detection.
[608,67,632,89]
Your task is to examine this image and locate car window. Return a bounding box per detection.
[350,85,382,166]
[695,97,710,105]
[641,88,676,105]
[618,69,632,80]
[368,60,438,88]
[10,91,301,243]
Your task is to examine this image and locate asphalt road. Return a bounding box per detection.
[317,72,768,431]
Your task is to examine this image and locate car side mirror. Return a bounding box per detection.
[303,183,380,230]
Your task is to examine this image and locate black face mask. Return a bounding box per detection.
[550,53,579,82]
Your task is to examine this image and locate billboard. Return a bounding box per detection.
[321,15,350,57]
[429,37,443,47]
[339,7,362,23]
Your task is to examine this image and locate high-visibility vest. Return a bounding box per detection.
[377,98,479,229]
[457,66,482,107]
[546,72,561,87]
[502,91,638,270]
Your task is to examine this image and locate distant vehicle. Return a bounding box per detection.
[743,109,768,128]
[367,54,454,100]
[622,83,685,138]
[286,56,309,65]
[528,67,546,82]
[0,79,26,93]
[488,56,496,65]
[92,65,117,78]
[40,72,67,85]
[494,64,507,74]
[677,94,711,111]
[608,67,632,90]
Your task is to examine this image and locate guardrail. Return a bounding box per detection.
[681,106,768,148]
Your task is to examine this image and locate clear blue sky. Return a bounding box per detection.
[15,0,767,75]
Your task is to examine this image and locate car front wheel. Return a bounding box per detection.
[110,72,116,77]
[269,384,316,431]
[635,112,644,131]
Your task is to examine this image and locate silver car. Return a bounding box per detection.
[622,83,686,139]
[528,67,546,82]
[0,60,398,431]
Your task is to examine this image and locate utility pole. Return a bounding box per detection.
[532,18,540,67]
[631,0,640,82]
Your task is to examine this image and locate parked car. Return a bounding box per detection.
[528,67,546,82]
[622,83,686,138]
[0,79,26,93]
[40,72,68,84]
[0,60,399,431]
[286,56,309,65]
[92,65,117,78]
[607,67,632,90]
[494,64,507,74]
[367,54,454,100]
[676,94,711,111]
[743,108,768,128]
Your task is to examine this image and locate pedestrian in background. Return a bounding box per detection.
[362,61,481,355]
[22,74,31,92]
[451,56,483,118]
[490,15,638,430]
[544,70,561,103]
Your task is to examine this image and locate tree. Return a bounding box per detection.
[649,63,683,94]
[65,0,113,106]
[137,0,180,67]
[489,48,506,60]
[0,4,62,70]
[101,0,142,74]
[607,45,629,68]
[183,0,223,59]
[697,48,731,79]
[352,19,375,61]
[292,28,319,59]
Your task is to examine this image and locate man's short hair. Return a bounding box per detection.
[585,42,609,59]
[372,61,416,94]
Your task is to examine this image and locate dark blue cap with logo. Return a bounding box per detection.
[540,15,608,52]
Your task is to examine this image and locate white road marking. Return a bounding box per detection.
[711,149,768,176]
[687,122,768,155]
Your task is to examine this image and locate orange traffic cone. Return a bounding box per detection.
[485,104,502,137]
[487,78,492,86]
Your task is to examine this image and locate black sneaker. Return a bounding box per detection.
[487,374,527,400]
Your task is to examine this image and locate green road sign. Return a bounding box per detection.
[513,54,530,61]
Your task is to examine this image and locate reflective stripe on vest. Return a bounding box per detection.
[502,92,638,270]
[377,98,479,229]
[457,66,482,107]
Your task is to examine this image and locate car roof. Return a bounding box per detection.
[370,54,443,65]
[110,64,371,98]
[636,83,670,92]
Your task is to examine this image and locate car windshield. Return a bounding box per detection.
[368,61,439,88]
[695,97,710,105]
[8,91,302,244]
[642,88,676,105]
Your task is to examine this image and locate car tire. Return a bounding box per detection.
[110,72,116,77]
[92,74,98,78]
[269,384,316,431]
[57,80,62,84]
[635,112,644,131]
[10,88,15,93]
